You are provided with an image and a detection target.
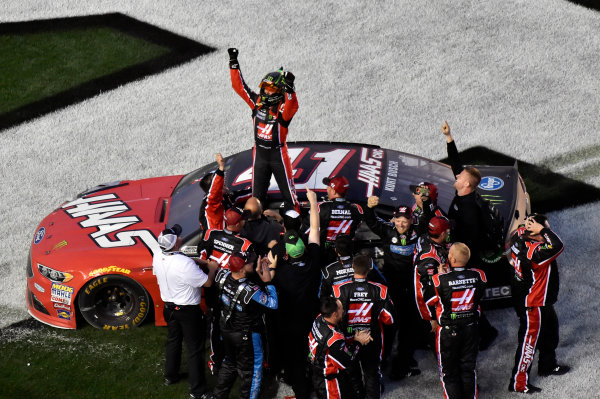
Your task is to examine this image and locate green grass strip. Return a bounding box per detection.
[0,27,170,114]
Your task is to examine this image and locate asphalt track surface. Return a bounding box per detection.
[1,1,600,398]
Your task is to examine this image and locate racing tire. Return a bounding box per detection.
[78,275,150,330]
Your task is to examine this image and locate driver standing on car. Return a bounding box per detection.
[153,224,219,399]
[228,47,299,212]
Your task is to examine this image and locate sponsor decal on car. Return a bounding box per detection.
[34,283,45,293]
[479,176,504,191]
[51,283,74,305]
[57,309,71,320]
[384,160,399,192]
[358,148,384,196]
[53,303,71,310]
[34,227,45,244]
[52,240,68,251]
[89,266,131,277]
[62,193,159,254]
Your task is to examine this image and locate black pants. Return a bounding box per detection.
[163,304,207,397]
[383,266,423,373]
[510,304,559,391]
[252,146,297,210]
[350,338,384,399]
[436,323,479,399]
[213,330,264,399]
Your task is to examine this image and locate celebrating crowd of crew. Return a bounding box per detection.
[151,49,569,399]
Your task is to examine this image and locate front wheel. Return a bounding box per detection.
[78,275,150,330]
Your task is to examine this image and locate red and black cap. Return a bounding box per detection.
[323,176,349,196]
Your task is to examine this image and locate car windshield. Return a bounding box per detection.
[167,162,218,240]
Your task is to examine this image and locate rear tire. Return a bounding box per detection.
[78,275,150,330]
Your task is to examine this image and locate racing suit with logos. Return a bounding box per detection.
[429,267,487,399]
[308,314,362,399]
[230,66,299,211]
[319,255,386,300]
[333,278,394,399]
[318,198,364,264]
[508,226,564,392]
[212,269,278,399]
[198,229,254,374]
[413,235,449,322]
[364,206,424,376]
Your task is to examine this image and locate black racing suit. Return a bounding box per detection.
[230,64,299,211]
[364,206,424,375]
[430,267,487,399]
[308,314,362,399]
[333,278,394,399]
[317,198,364,264]
[212,269,278,399]
[198,229,254,374]
[319,255,387,300]
[508,226,564,392]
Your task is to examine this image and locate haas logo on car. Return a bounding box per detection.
[62,193,160,254]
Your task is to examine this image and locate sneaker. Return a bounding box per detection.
[539,365,570,377]
[389,367,421,381]
[508,383,542,394]
[164,377,180,386]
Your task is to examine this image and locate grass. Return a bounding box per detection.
[0,27,170,114]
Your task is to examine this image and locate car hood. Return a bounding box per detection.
[31,175,183,276]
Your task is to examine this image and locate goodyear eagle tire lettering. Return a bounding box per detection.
[78,274,150,330]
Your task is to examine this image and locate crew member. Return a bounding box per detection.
[228,47,299,211]
[441,121,498,350]
[333,254,395,399]
[153,224,218,399]
[414,216,450,323]
[267,187,321,399]
[240,196,284,257]
[508,214,569,394]
[212,251,279,399]
[199,153,227,232]
[319,234,386,300]
[429,242,486,399]
[309,297,373,399]
[318,175,364,264]
[365,197,422,380]
[409,181,446,236]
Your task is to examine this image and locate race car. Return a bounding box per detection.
[26,141,529,330]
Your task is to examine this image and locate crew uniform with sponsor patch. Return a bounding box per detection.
[414,216,450,323]
[319,234,386,300]
[508,214,568,394]
[428,243,486,399]
[212,251,278,399]
[364,198,423,379]
[309,297,373,399]
[333,255,394,399]
[198,207,254,374]
[318,176,364,264]
[228,47,299,211]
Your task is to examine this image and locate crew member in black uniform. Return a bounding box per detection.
[508,214,568,394]
[309,297,373,399]
[153,224,219,399]
[267,187,321,399]
[333,254,395,399]
[441,121,498,350]
[211,251,278,399]
[228,47,299,211]
[319,234,386,300]
[414,216,450,324]
[364,196,422,380]
[198,207,254,374]
[318,175,364,264]
[429,242,487,399]
[409,181,446,236]
[240,197,284,257]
